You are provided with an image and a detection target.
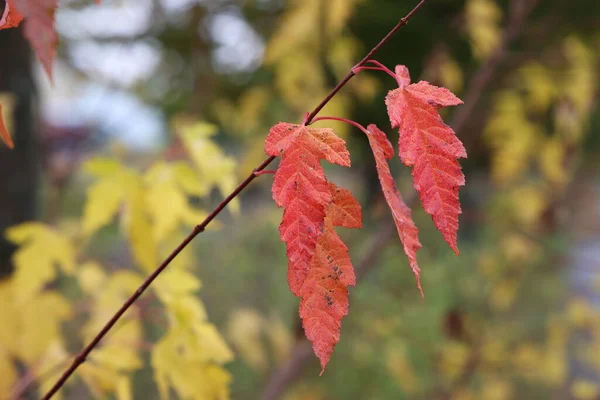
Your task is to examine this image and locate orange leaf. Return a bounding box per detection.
[266,123,350,295]
[0,0,24,29]
[365,124,422,295]
[386,65,466,254]
[0,105,14,149]
[299,183,361,372]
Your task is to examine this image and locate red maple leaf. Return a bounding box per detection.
[385,65,466,254]
[299,183,361,372]
[365,124,422,295]
[266,123,350,295]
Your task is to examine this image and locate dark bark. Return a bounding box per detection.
[0,25,39,279]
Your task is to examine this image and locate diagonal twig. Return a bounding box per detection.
[41,0,429,398]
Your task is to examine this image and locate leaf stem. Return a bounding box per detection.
[311,116,370,136]
[352,60,400,84]
[41,1,429,398]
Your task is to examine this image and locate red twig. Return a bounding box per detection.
[311,116,370,135]
[41,1,428,398]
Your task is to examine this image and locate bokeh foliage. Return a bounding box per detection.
[1,0,600,399]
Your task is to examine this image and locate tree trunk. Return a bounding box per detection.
[0,25,39,279]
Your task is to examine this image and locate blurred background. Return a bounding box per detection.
[1,0,599,399]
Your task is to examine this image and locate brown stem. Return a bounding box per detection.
[40,1,429,398]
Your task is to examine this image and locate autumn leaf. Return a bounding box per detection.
[0,0,58,79]
[386,65,466,254]
[266,122,350,295]
[0,104,14,149]
[365,124,423,295]
[299,183,361,372]
[0,0,24,29]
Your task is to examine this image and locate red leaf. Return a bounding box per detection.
[266,122,350,166]
[365,124,422,295]
[385,65,466,254]
[1,0,59,80]
[0,105,15,149]
[267,123,350,295]
[299,183,361,372]
[0,0,24,29]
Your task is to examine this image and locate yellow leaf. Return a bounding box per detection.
[438,55,464,93]
[481,378,513,400]
[176,120,240,214]
[511,343,543,378]
[154,268,202,302]
[171,162,210,197]
[6,223,76,302]
[35,342,69,400]
[539,137,569,186]
[78,261,107,294]
[385,342,419,393]
[122,185,157,272]
[18,292,72,363]
[562,36,596,115]
[439,342,471,382]
[490,279,518,311]
[566,298,594,329]
[572,380,600,400]
[116,377,132,400]
[266,315,293,363]
[485,91,542,184]
[83,157,125,177]
[465,0,502,59]
[152,329,232,400]
[145,162,209,242]
[227,309,268,372]
[519,63,556,112]
[82,178,125,236]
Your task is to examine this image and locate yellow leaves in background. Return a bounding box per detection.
[519,63,556,113]
[228,309,268,372]
[145,162,208,243]
[385,342,419,394]
[485,91,542,184]
[562,36,596,116]
[175,119,240,214]
[82,157,159,272]
[437,55,464,94]
[439,341,471,383]
[0,115,237,398]
[82,178,125,236]
[6,223,75,302]
[227,309,293,373]
[77,263,143,400]
[152,292,233,400]
[0,280,72,399]
[465,0,502,60]
[571,380,600,400]
[480,378,513,400]
[486,38,597,194]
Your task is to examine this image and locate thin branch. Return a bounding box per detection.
[260,1,539,397]
[41,1,429,398]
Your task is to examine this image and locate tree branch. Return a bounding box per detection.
[41,0,429,398]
